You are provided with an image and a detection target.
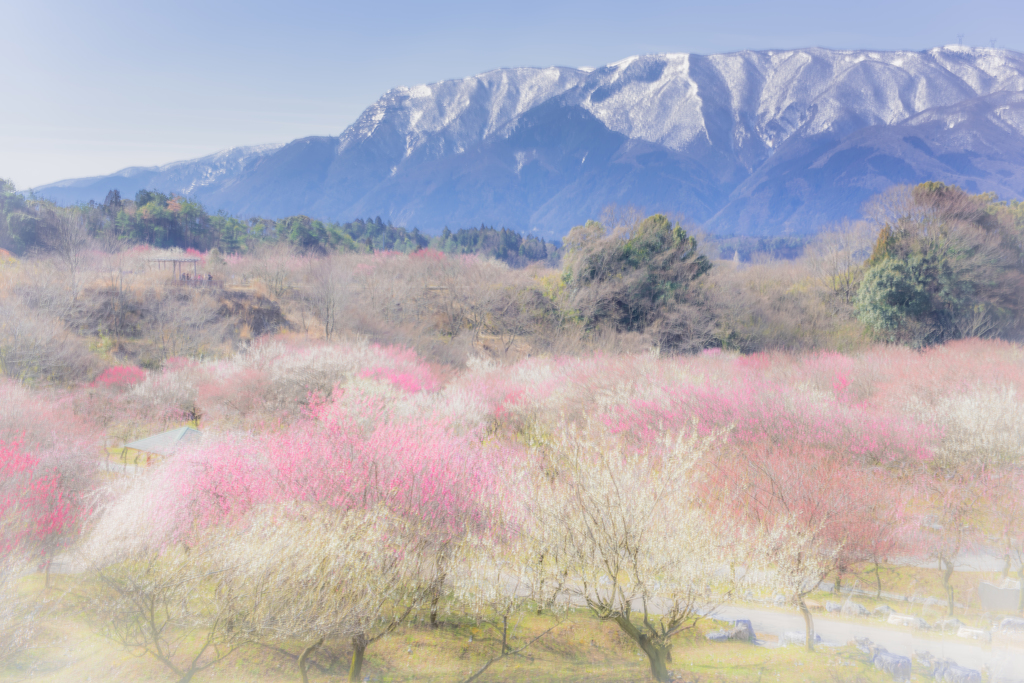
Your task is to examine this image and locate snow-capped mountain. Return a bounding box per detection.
[35,143,285,200]
[33,47,1024,236]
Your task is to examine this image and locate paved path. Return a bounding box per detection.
[714,605,1024,678]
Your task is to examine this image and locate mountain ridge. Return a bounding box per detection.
[33,46,1024,237]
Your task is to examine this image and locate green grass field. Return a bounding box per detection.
[2,572,906,683]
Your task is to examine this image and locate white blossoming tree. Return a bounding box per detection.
[529,421,739,683]
[215,504,431,683]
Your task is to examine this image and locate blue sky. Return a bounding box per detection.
[2,0,1022,188]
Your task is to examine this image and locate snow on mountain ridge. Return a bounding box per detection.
[31,46,1024,237]
[580,48,1024,151]
[336,47,1024,165]
[37,143,285,192]
[337,66,590,157]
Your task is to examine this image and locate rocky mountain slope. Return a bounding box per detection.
[35,47,1024,237]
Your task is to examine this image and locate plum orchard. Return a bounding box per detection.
[0,337,1017,682]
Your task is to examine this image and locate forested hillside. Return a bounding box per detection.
[0,181,559,267]
[3,176,1024,387]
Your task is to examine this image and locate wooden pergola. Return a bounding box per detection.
[147,256,199,279]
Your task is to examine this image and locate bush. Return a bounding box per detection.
[855,257,930,338]
[562,214,714,350]
[856,182,1024,345]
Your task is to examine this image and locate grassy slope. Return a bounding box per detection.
[5,574,899,683]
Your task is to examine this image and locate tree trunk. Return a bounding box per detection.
[611,615,672,682]
[349,634,367,683]
[874,560,883,599]
[501,615,508,655]
[429,565,447,627]
[299,637,324,683]
[941,557,956,617]
[638,639,671,682]
[430,595,440,627]
[834,570,842,595]
[799,596,815,653]
[1018,564,1024,615]
[536,553,545,615]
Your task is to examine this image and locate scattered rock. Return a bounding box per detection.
[935,617,964,632]
[924,597,944,607]
[854,636,874,653]
[870,647,911,681]
[955,626,990,641]
[887,613,929,629]
[706,620,755,643]
[932,659,982,683]
[841,601,869,617]
[826,601,842,613]
[874,605,896,617]
[999,617,1024,632]
[781,631,821,647]
[730,619,756,641]
[773,594,786,606]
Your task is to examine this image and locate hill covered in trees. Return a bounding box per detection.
[0,182,560,267]
[4,176,1024,375]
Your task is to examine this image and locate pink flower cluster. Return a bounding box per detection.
[91,365,147,389]
[150,391,501,545]
[0,440,72,559]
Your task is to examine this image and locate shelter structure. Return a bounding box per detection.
[147,255,200,279]
[124,426,202,457]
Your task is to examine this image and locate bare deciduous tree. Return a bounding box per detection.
[805,220,874,304]
[100,248,144,342]
[81,481,259,683]
[0,298,94,383]
[248,243,295,298]
[146,290,226,361]
[304,256,352,341]
[40,208,93,302]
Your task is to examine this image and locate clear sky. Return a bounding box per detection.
[2,0,1022,189]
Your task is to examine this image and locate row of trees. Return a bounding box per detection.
[0,181,560,268]
[436,224,560,267]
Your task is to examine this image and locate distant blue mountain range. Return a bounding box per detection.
[34,47,1024,237]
